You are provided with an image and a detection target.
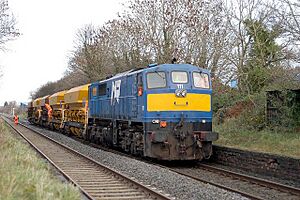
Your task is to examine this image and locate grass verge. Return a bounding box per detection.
[0,119,81,200]
[214,118,300,159]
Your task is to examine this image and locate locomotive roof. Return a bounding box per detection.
[95,63,209,85]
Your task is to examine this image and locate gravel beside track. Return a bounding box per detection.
[25,124,247,200]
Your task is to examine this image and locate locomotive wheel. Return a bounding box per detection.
[90,134,94,143]
[90,134,96,144]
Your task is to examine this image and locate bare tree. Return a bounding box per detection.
[100,17,155,72]
[31,69,90,99]
[67,0,240,84]
[66,0,297,94]
[222,0,284,93]
[272,0,300,64]
[278,0,300,41]
[0,0,19,81]
[0,0,19,51]
[68,24,109,82]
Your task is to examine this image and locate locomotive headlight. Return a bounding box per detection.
[202,119,206,123]
[175,90,181,97]
[152,119,160,124]
[181,89,187,97]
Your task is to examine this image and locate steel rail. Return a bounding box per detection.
[167,167,264,200]
[2,116,95,200]
[63,132,260,199]
[70,134,267,200]
[198,163,300,197]
[166,163,300,200]
[1,115,171,200]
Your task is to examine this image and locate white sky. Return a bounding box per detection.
[0,0,124,106]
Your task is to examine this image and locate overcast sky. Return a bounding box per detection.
[0,0,124,106]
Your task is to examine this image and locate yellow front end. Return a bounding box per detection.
[147,93,211,112]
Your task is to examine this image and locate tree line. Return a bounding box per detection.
[32,0,300,99]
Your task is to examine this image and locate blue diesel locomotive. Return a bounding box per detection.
[86,63,218,160]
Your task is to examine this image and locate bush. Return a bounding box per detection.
[214,88,300,132]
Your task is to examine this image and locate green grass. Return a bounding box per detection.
[0,119,81,200]
[214,118,300,158]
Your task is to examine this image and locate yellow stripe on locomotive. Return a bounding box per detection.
[147,93,211,112]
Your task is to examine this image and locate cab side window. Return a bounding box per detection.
[193,72,210,89]
[98,83,107,96]
[147,72,166,89]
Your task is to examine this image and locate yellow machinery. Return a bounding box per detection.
[40,95,50,107]
[40,95,50,126]
[33,97,42,124]
[49,90,66,130]
[64,84,89,137]
[27,101,34,123]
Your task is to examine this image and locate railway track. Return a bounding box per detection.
[78,131,300,200]
[70,132,300,200]
[4,115,300,200]
[168,163,300,200]
[1,116,172,200]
